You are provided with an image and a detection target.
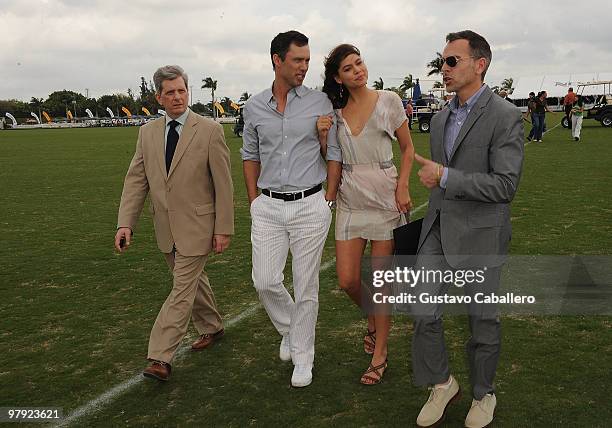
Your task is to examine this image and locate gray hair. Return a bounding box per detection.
[153,65,189,94]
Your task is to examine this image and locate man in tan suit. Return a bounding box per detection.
[114,65,234,381]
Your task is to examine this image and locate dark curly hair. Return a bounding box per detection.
[322,44,361,109]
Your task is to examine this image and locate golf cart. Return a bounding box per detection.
[561,80,612,128]
[412,88,448,133]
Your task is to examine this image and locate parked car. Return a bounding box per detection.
[561,81,612,128]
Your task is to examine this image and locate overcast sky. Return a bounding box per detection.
[1,0,611,103]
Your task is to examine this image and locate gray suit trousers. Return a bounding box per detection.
[411,217,501,400]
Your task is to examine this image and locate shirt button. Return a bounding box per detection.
[284,136,288,138]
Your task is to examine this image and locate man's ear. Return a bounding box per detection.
[155,92,162,106]
[272,53,282,69]
[476,58,487,77]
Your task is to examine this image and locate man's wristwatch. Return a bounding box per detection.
[326,199,337,209]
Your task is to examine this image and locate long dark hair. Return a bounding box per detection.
[322,44,361,109]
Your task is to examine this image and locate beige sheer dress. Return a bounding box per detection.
[335,90,408,241]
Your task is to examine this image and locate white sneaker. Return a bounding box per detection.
[291,364,313,388]
[465,393,496,428]
[416,375,461,427]
[279,334,291,362]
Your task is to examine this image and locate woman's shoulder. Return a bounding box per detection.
[377,89,401,101]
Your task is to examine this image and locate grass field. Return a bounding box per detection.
[1,113,611,427]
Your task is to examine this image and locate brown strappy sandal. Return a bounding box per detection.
[363,329,376,355]
[360,359,388,385]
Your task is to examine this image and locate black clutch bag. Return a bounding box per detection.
[393,216,423,256]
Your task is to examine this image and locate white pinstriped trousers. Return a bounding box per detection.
[250,189,332,366]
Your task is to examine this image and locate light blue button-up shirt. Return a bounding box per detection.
[440,84,487,188]
[164,108,190,150]
[240,84,342,192]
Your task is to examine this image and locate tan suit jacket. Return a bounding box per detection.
[118,110,234,256]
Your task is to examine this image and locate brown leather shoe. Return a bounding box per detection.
[191,329,225,351]
[143,360,171,381]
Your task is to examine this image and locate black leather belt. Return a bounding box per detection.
[262,184,322,202]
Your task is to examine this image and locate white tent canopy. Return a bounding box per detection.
[512,72,612,99]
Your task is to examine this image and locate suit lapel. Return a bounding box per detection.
[168,111,198,178]
[434,108,450,164]
[448,87,492,162]
[152,117,167,180]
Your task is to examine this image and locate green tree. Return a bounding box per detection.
[43,90,86,117]
[427,52,444,77]
[191,102,211,116]
[97,94,120,117]
[137,76,157,115]
[501,77,514,94]
[400,74,414,94]
[202,77,218,118]
[372,77,384,90]
[432,81,444,89]
[0,99,30,119]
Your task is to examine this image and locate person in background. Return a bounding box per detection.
[563,87,577,129]
[571,94,584,142]
[533,90,552,143]
[406,97,414,129]
[526,91,537,141]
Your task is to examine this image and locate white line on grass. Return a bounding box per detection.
[56,202,428,427]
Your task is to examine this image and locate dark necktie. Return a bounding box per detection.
[165,120,180,174]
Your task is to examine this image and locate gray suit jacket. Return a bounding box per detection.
[418,86,524,268]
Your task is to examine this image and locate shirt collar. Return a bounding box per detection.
[449,84,488,112]
[266,82,308,104]
[165,108,190,127]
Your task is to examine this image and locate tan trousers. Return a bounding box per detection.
[147,250,223,363]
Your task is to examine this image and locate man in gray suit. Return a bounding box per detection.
[412,30,524,428]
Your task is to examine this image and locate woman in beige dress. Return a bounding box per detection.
[318,44,415,384]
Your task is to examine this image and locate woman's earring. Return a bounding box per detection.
[339,85,344,98]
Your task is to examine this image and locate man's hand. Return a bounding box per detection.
[114,227,132,253]
[415,153,442,189]
[317,115,333,144]
[212,234,231,254]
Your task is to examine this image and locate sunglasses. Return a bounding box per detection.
[442,55,475,67]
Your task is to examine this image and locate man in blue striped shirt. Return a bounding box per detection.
[241,30,342,388]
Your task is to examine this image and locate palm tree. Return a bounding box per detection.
[372,77,384,90]
[501,78,514,94]
[239,92,251,102]
[432,81,444,89]
[201,77,218,118]
[220,96,233,116]
[427,52,444,77]
[400,74,414,94]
